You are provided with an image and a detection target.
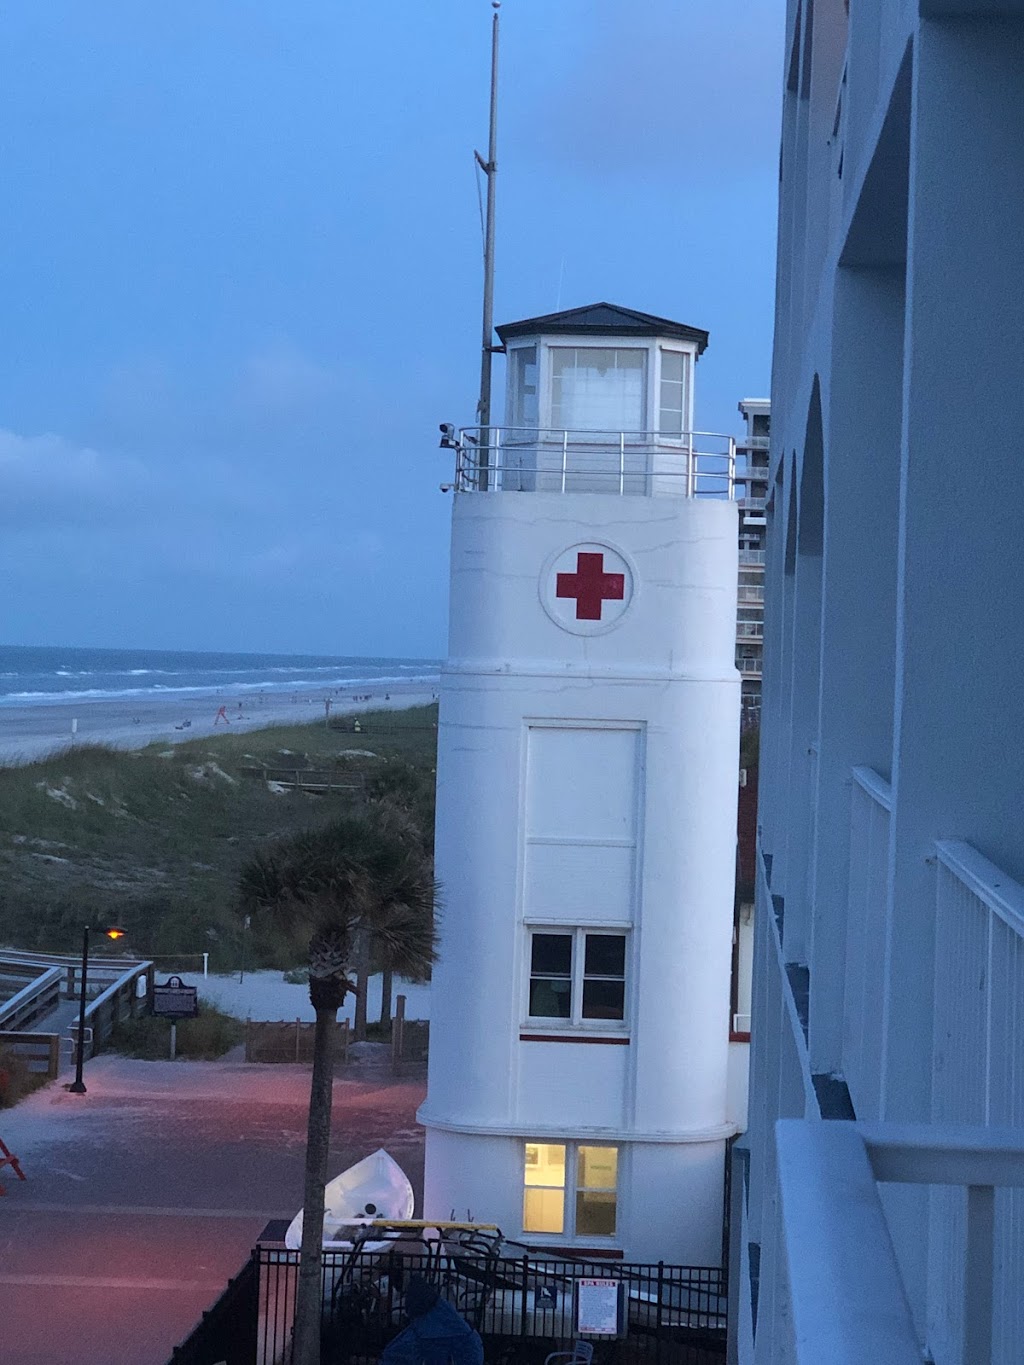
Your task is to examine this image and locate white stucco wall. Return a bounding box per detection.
[421,490,741,1264]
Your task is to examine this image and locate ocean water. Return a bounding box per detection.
[0,645,441,707]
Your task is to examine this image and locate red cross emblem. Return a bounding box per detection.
[556,551,626,621]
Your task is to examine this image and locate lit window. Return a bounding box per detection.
[528,930,626,1025]
[523,1142,566,1233]
[658,349,690,436]
[523,1142,618,1239]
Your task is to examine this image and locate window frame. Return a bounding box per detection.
[525,926,629,1031]
[657,346,692,439]
[522,1140,621,1243]
[547,345,648,432]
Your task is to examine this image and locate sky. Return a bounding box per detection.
[0,1,784,659]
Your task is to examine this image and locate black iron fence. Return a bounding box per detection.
[166,1254,258,1365]
[256,1244,725,1365]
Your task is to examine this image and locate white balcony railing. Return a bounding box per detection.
[449,426,737,497]
[775,1121,1024,1365]
[843,766,891,1121]
[928,839,1024,1365]
[739,550,766,565]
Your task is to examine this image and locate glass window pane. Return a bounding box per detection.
[575,1190,616,1236]
[582,979,625,1020]
[524,1187,565,1233]
[578,1146,617,1187]
[510,346,538,428]
[661,350,685,383]
[530,976,572,1017]
[585,935,625,977]
[532,933,572,975]
[549,347,645,431]
[524,1143,566,1187]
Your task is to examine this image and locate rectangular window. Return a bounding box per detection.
[523,1142,618,1239]
[509,345,539,429]
[523,1142,566,1234]
[550,347,645,431]
[658,349,690,436]
[528,929,627,1025]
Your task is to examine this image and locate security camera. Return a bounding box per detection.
[439,422,458,449]
[439,484,453,494]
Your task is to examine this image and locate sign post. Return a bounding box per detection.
[152,975,199,1060]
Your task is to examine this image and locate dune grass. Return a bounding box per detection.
[0,705,438,969]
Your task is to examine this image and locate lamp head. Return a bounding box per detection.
[103,927,126,941]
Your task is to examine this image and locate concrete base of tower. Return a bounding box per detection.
[422,1125,728,1266]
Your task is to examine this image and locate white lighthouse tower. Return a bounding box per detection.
[419,303,741,1265]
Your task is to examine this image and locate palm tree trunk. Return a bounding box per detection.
[353,929,371,1042]
[291,1003,336,1365]
[380,966,394,1028]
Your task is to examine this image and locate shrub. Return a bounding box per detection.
[107,1003,243,1060]
[0,1045,47,1108]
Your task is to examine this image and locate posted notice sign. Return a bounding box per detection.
[576,1279,624,1337]
[152,975,199,1019]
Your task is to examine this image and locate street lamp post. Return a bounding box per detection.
[68,924,126,1096]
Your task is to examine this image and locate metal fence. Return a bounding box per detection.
[257,1244,725,1365]
[166,1255,258,1365]
[452,426,737,499]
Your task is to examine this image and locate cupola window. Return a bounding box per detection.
[658,349,691,437]
[508,345,539,429]
[550,347,646,432]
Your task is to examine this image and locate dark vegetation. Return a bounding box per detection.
[0,1044,48,1108]
[108,1002,244,1060]
[0,705,438,972]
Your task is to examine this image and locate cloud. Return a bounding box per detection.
[0,429,156,530]
[526,0,783,181]
[231,341,346,416]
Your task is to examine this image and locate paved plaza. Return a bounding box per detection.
[0,1047,427,1365]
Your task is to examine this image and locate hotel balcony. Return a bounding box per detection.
[448,426,737,497]
[735,773,1024,1365]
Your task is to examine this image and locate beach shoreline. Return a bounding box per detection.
[0,676,439,766]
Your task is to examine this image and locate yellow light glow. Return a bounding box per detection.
[104,928,126,940]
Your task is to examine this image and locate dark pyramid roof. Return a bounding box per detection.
[496,302,709,353]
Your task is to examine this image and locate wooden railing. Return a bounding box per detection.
[0,964,63,1031]
[0,1030,60,1079]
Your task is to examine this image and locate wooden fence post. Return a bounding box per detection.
[392,994,406,1069]
[295,1018,301,1063]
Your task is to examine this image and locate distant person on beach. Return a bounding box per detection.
[214,705,230,726]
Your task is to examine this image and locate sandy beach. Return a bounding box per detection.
[0,676,439,765]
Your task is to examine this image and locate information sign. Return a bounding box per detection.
[152,975,199,1019]
[576,1279,624,1336]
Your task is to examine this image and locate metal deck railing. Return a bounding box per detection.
[447,426,737,498]
[255,1241,726,1365]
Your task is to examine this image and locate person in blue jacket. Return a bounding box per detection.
[381,1275,484,1365]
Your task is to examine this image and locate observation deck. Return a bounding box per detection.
[448,425,737,498]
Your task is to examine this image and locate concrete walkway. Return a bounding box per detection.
[0,1046,427,1364]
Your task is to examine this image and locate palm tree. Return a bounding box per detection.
[238,803,437,1365]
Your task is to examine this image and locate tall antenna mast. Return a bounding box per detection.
[475,1,501,487]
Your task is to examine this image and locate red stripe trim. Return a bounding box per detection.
[519,1033,630,1045]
